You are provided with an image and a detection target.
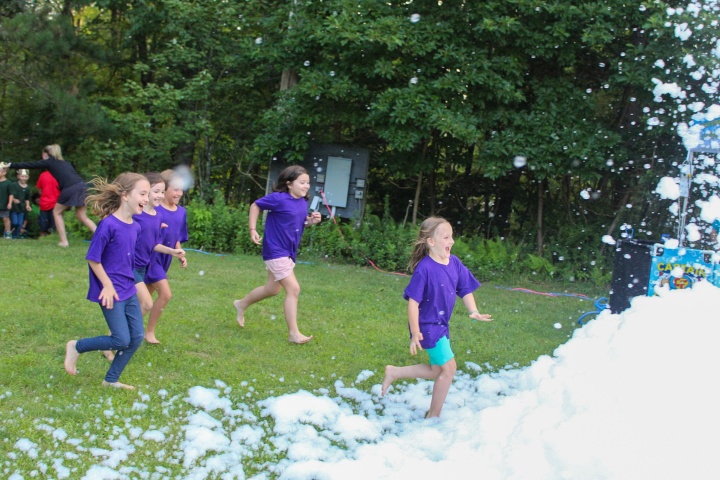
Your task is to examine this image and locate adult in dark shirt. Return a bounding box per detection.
[6,144,97,247]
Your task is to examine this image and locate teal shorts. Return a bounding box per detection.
[427,335,454,366]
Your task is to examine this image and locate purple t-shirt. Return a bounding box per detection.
[145,204,188,283]
[255,191,308,262]
[403,254,481,349]
[86,215,141,303]
[133,210,162,270]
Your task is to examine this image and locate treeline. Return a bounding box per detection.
[1,1,714,270]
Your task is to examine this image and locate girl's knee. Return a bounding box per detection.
[110,335,131,351]
[284,284,300,298]
[130,333,144,349]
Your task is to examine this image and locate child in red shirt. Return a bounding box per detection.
[36,170,60,236]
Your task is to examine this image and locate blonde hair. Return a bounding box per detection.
[160,168,182,188]
[86,172,148,218]
[408,216,451,272]
[43,144,63,160]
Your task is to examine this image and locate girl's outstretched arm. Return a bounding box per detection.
[88,260,119,309]
[461,292,492,321]
[153,244,186,259]
[408,299,423,355]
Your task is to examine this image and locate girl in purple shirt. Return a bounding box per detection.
[133,172,186,342]
[233,165,321,344]
[144,170,188,344]
[63,172,150,391]
[381,216,492,418]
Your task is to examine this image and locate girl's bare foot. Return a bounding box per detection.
[233,300,245,327]
[102,381,135,390]
[64,340,79,375]
[144,333,160,344]
[102,350,115,362]
[288,333,313,344]
[381,365,396,396]
[58,242,69,248]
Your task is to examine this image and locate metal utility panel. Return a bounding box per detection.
[324,157,352,208]
[268,144,370,219]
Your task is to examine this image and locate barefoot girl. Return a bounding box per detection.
[381,216,492,417]
[133,172,186,321]
[233,165,321,344]
[144,170,188,343]
[64,173,150,390]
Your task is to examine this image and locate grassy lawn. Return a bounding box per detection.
[0,235,608,477]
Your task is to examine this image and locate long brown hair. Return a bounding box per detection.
[273,165,310,200]
[86,172,148,218]
[408,216,450,272]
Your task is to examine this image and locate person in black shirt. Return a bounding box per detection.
[5,144,96,246]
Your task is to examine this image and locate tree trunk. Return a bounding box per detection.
[412,171,422,226]
[537,178,544,256]
[600,187,633,255]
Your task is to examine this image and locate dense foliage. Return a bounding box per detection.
[2,1,718,273]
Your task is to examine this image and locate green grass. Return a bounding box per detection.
[0,235,608,477]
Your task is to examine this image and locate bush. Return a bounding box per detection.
[186,197,253,254]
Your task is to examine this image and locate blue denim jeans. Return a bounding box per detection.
[39,209,55,233]
[10,211,25,238]
[75,295,144,383]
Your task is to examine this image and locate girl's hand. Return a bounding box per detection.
[469,311,493,322]
[307,212,322,225]
[26,205,32,212]
[179,256,188,268]
[409,331,424,355]
[250,229,262,245]
[172,248,186,259]
[98,287,119,309]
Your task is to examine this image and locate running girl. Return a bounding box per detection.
[133,171,186,317]
[64,173,150,390]
[233,165,321,344]
[144,170,188,344]
[381,216,492,418]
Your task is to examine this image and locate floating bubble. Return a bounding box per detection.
[198,270,205,276]
[410,13,421,23]
[255,37,263,44]
[513,155,527,168]
[173,164,195,190]
[553,323,562,329]
[410,77,418,84]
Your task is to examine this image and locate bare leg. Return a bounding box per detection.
[234,271,282,327]
[74,205,97,233]
[426,359,457,418]
[382,363,439,396]
[102,350,115,362]
[145,279,171,343]
[53,203,69,247]
[2,217,10,237]
[135,281,154,316]
[64,340,79,375]
[279,272,312,343]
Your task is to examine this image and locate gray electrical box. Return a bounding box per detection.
[268,144,370,219]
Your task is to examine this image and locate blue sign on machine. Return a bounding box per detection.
[647,244,720,296]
